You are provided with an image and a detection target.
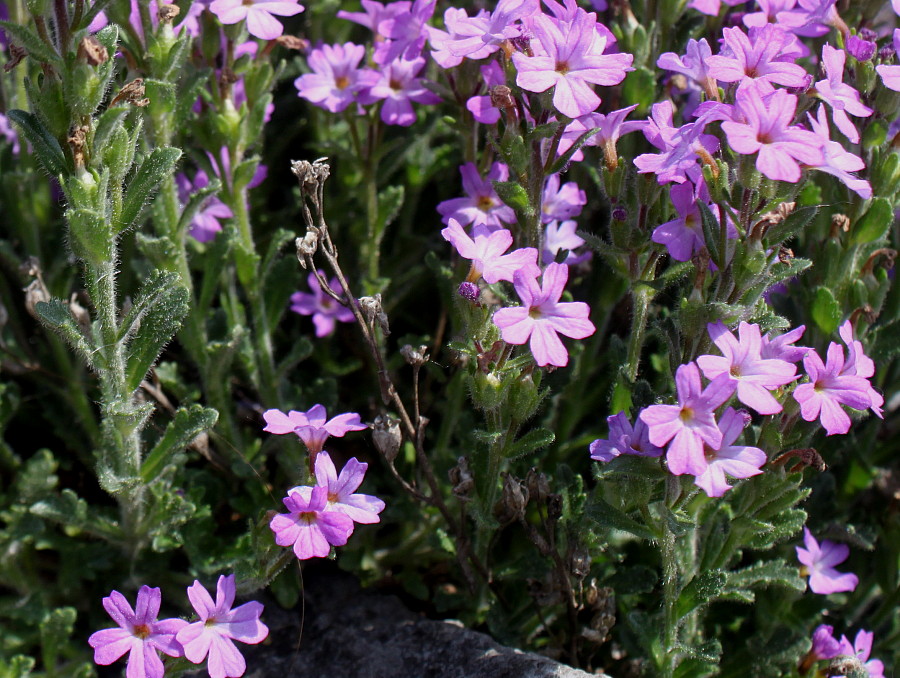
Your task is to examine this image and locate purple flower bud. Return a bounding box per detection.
[458,281,480,301]
[847,35,877,62]
[879,45,895,63]
[859,28,877,42]
[611,206,627,222]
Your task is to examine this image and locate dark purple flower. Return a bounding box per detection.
[652,180,735,262]
[846,34,877,62]
[589,411,663,462]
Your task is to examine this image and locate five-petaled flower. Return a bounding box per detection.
[88,586,187,678]
[795,527,858,595]
[270,484,355,560]
[262,404,367,457]
[176,575,268,678]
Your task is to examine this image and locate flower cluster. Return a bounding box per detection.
[263,405,383,560]
[89,576,267,678]
[591,320,881,497]
[799,625,884,678]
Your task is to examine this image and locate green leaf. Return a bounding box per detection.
[0,21,62,65]
[811,286,842,335]
[0,655,35,678]
[724,559,805,596]
[119,147,182,233]
[141,405,218,483]
[123,276,189,391]
[33,299,94,366]
[92,106,130,152]
[30,489,123,542]
[621,67,656,115]
[78,0,118,29]
[6,109,67,176]
[763,205,818,247]
[492,180,532,215]
[585,495,657,540]
[698,200,721,267]
[546,127,600,175]
[676,570,726,620]
[232,156,262,192]
[40,607,77,673]
[376,184,405,237]
[852,197,893,245]
[175,177,222,237]
[499,134,528,176]
[506,427,554,459]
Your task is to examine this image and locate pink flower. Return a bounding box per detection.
[437,162,517,230]
[270,485,355,560]
[806,105,872,199]
[838,320,883,418]
[559,104,646,168]
[796,528,858,594]
[209,0,304,40]
[721,81,823,183]
[692,408,766,497]
[365,56,441,126]
[544,220,589,266]
[876,31,900,92]
[291,451,386,525]
[815,44,873,144]
[706,25,809,88]
[652,181,735,262]
[793,343,872,435]
[492,262,595,367]
[836,630,885,678]
[176,575,268,678]
[512,8,633,118]
[441,218,540,284]
[638,362,734,476]
[294,43,378,114]
[88,586,187,678]
[262,404,367,455]
[657,38,719,101]
[589,411,663,462]
[696,321,797,415]
[760,325,810,363]
[634,100,720,185]
[541,175,586,224]
[290,271,355,338]
[175,170,233,243]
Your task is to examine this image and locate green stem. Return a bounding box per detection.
[660,474,681,678]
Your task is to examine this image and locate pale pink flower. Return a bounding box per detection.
[441,218,540,284]
[796,528,858,594]
[262,405,366,455]
[270,485,354,560]
[209,0,304,40]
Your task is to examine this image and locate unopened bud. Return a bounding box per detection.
[611,206,627,222]
[458,281,479,302]
[371,414,401,461]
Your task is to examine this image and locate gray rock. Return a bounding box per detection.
[238,566,603,678]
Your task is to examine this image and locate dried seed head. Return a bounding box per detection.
[23,279,50,320]
[157,3,180,22]
[77,35,108,65]
[359,294,390,335]
[490,85,516,111]
[276,35,309,50]
[547,493,563,521]
[295,229,319,266]
[110,78,149,107]
[495,473,529,525]
[291,158,331,193]
[371,414,401,461]
[831,213,851,235]
[4,43,26,72]
[400,344,429,367]
[449,456,474,500]
[525,467,549,504]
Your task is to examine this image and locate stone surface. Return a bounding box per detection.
[237,565,602,678]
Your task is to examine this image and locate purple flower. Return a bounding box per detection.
[652,181,735,262]
[295,43,378,114]
[88,586,187,678]
[639,362,734,476]
[365,56,441,126]
[778,0,839,39]
[175,170,233,243]
[696,321,797,415]
[876,30,900,92]
[760,325,810,363]
[209,0,304,40]
[634,101,720,184]
[544,220,590,266]
[0,113,20,155]
[375,0,435,64]
[693,407,766,497]
[270,485,355,560]
[806,105,872,199]
[707,25,809,88]
[437,162,517,229]
[441,218,540,284]
[836,630,885,678]
[464,61,507,125]
[793,342,872,435]
[589,411,663,462]
[290,271,355,338]
[176,575,268,678]
[686,0,743,15]
[796,527,858,594]
[846,34,877,63]
[291,451,386,525]
[541,175,586,223]
[429,8,492,69]
[512,8,633,118]
[838,320,883,418]
[799,624,842,673]
[338,0,409,36]
[262,404,366,455]
[742,0,798,29]
[560,104,646,169]
[439,0,536,61]
[492,262,595,367]
[815,44,873,144]
[657,38,719,101]
[721,81,823,183]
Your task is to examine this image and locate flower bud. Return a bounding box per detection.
[458,281,479,302]
[470,371,506,411]
[508,372,540,423]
